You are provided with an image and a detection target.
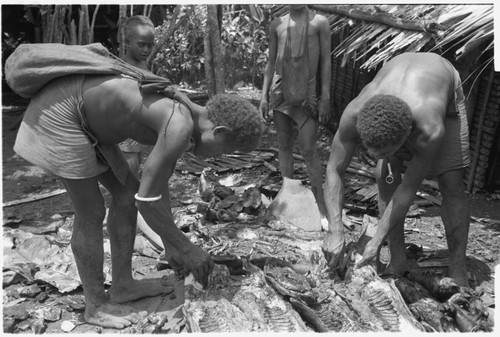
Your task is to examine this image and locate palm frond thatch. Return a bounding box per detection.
[273,4,494,70]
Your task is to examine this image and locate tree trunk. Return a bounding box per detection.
[70,20,77,45]
[53,6,66,43]
[89,5,100,43]
[80,5,90,45]
[118,5,127,57]
[206,4,225,95]
[204,30,215,97]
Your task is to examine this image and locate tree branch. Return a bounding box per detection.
[310,5,430,32]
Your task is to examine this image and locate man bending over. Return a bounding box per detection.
[14,73,265,328]
[322,52,470,286]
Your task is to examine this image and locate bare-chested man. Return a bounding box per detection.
[322,52,470,286]
[13,73,265,328]
[259,4,331,219]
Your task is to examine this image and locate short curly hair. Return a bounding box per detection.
[356,94,412,150]
[206,94,265,152]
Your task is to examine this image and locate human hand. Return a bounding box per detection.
[321,231,346,270]
[141,82,172,95]
[164,248,188,279]
[161,85,177,99]
[259,100,270,121]
[355,239,380,269]
[317,97,330,125]
[181,244,214,289]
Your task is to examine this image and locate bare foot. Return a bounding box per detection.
[85,302,146,329]
[448,257,469,287]
[448,268,469,287]
[109,277,174,304]
[382,258,418,277]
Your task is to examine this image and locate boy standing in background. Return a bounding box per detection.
[259,5,332,220]
[119,15,156,175]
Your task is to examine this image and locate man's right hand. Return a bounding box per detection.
[181,244,214,289]
[321,231,346,271]
[259,100,270,121]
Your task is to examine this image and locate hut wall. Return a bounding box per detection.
[465,66,500,192]
[330,58,376,125]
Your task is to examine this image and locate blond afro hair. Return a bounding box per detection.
[206,94,265,152]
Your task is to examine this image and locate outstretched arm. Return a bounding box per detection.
[135,102,213,287]
[322,110,358,269]
[358,108,446,267]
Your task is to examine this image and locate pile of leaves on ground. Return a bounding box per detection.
[2,150,497,333]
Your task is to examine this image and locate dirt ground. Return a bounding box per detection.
[2,90,499,333]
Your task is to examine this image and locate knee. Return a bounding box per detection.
[71,202,106,245]
[438,170,466,198]
[300,144,317,161]
[112,178,139,209]
[278,134,295,149]
[113,189,137,210]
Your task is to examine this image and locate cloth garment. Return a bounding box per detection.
[269,11,317,129]
[4,43,170,99]
[14,74,130,185]
[269,73,317,128]
[393,66,470,178]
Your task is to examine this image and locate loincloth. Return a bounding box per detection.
[14,74,130,185]
[269,73,317,128]
[393,68,470,179]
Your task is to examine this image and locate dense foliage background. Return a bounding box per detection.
[1,4,273,92]
[152,5,271,89]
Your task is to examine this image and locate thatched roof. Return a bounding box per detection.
[272,4,494,70]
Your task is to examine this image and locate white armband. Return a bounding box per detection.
[134,193,162,202]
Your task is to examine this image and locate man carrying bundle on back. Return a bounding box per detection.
[7,43,265,328]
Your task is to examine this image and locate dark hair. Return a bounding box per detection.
[124,15,154,43]
[205,94,265,152]
[356,94,412,149]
